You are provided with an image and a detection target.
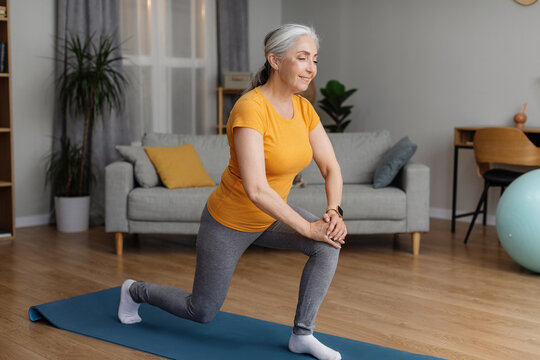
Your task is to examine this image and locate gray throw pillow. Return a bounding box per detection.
[373,136,417,189]
[115,145,160,188]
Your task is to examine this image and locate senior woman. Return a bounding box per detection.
[118,24,346,360]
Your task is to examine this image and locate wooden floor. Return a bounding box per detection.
[1,218,540,359]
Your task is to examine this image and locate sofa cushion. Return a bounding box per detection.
[128,183,406,223]
[143,133,229,184]
[115,145,160,188]
[288,184,406,220]
[301,131,392,185]
[145,144,216,189]
[128,186,216,222]
[373,136,417,189]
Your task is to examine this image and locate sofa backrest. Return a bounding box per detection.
[142,133,229,184]
[301,130,392,184]
[142,130,392,186]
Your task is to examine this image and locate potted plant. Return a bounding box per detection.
[318,80,357,133]
[46,136,90,232]
[47,33,127,232]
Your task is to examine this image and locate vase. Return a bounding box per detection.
[514,112,527,129]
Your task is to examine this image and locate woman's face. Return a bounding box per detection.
[270,35,318,93]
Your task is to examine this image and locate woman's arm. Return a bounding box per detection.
[234,127,342,248]
[309,123,347,242]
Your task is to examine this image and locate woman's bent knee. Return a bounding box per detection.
[193,310,217,324]
[312,241,340,257]
[189,303,220,324]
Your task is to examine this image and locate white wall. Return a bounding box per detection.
[279,0,345,96]
[11,0,56,226]
[248,0,282,74]
[283,0,540,223]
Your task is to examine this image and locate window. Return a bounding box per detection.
[120,0,217,142]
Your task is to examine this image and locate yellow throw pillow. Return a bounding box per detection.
[144,144,216,189]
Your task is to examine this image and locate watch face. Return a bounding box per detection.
[337,205,344,217]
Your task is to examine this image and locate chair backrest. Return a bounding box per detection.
[473,127,540,175]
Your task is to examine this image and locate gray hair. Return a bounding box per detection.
[247,24,319,91]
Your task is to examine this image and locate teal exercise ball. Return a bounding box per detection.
[496,169,540,273]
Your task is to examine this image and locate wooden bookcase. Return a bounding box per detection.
[0,0,14,241]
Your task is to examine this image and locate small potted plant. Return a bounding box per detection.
[47,33,127,232]
[318,80,357,133]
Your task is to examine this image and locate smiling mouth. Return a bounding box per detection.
[299,76,311,82]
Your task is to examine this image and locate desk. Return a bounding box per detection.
[451,126,540,232]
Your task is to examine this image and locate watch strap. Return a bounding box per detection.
[326,205,343,218]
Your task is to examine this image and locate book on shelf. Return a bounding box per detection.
[0,42,6,73]
[0,6,6,18]
[0,232,12,238]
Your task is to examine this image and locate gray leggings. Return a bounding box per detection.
[130,205,340,335]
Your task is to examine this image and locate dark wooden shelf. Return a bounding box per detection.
[221,88,244,95]
[0,0,14,240]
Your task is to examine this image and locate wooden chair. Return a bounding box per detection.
[464,127,540,243]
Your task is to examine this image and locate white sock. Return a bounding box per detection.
[118,279,142,324]
[288,333,342,360]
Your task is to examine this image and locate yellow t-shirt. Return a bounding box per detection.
[206,87,320,232]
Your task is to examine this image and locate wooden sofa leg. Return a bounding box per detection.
[115,232,124,256]
[411,232,421,256]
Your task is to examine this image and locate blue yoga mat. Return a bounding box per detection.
[29,287,444,359]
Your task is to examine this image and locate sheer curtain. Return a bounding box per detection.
[119,0,217,142]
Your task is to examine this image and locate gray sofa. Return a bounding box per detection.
[106,131,429,255]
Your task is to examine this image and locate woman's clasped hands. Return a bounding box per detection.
[309,212,347,249]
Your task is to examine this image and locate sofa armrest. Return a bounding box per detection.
[105,161,135,233]
[394,162,430,232]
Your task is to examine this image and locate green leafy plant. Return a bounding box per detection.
[52,33,127,196]
[46,136,83,197]
[318,80,357,133]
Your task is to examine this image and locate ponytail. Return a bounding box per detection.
[246,61,271,92]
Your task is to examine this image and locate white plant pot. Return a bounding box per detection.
[54,196,90,233]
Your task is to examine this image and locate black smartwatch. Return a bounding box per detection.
[326,205,343,218]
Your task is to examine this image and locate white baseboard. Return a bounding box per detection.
[16,213,51,228]
[429,207,496,226]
